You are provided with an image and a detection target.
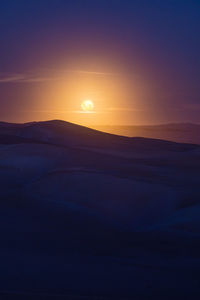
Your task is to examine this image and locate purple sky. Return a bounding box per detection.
[0,0,200,125]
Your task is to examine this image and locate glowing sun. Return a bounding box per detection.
[81,100,94,112]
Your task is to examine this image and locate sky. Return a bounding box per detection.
[0,0,200,125]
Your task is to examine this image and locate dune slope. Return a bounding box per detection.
[0,120,200,299]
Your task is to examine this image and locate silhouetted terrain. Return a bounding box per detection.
[0,120,200,299]
[94,123,200,144]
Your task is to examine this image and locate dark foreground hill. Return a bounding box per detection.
[0,120,200,299]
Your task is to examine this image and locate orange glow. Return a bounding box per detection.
[18,61,153,126]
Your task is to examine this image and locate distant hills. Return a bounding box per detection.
[93,123,200,144]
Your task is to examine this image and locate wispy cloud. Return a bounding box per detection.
[22,109,98,114]
[38,67,117,76]
[0,69,116,84]
[21,110,68,114]
[68,110,97,114]
[0,73,58,83]
[107,107,142,112]
[70,70,116,76]
[0,74,26,83]
[22,108,141,115]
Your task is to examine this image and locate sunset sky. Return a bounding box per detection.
[0,0,200,125]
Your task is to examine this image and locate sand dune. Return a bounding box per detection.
[0,120,200,299]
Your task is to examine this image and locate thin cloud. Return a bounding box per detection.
[38,67,117,76]
[21,108,140,115]
[108,107,143,112]
[23,110,98,114]
[0,74,26,83]
[71,70,117,76]
[68,110,97,114]
[0,69,116,84]
[0,73,53,83]
[22,77,55,83]
[21,110,69,114]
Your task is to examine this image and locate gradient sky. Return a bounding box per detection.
[0,0,200,125]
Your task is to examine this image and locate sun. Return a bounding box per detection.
[81,100,94,112]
